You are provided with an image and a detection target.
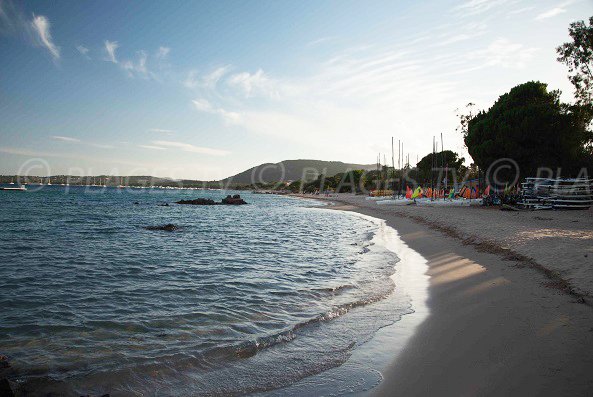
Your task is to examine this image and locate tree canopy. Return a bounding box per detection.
[464,81,592,181]
[556,16,593,106]
[416,150,465,185]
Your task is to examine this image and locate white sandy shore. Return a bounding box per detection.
[302,194,593,396]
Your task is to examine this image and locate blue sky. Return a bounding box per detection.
[1,0,592,179]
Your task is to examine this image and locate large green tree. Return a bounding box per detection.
[556,16,593,106]
[464,81,592,181]
[416,150,465,185]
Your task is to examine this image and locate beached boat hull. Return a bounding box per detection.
[376,198,413,205]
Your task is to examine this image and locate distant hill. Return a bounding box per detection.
[223,159,377,184]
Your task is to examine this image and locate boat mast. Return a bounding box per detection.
[391,137,395,196]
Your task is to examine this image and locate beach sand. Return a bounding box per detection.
[309,194,593,396]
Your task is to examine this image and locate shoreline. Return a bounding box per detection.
[262,204,431,396]
[294,194,593,395]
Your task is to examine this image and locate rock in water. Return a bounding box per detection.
[222,194,247,205]
[144,224,179,231]
[176,196,248,205]
[176,198,218,205]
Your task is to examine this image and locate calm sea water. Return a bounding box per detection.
[0,185,411,396]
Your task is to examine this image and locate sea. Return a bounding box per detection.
[0,185,417,396]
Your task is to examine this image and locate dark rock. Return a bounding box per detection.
[15,376,78,397]
[0,378,14,397]
[0,355,9,369]
[144,224,179,232]
[176,196,247,205]
[176,198,218,205]
[133,202,139,205]
[222,195,247,205]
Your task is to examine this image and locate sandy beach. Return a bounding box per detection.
[306,194,593,396]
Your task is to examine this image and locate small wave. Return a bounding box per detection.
[310,284,357,294]
[232,288,394,360]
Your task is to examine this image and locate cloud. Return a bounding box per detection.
[76,45,90,59]
[184,70,199,88]
[148,128,175,135]
[89,143,114,149]
[306,36,337,47]
[184,66,231,90]
[121,50,149,78]
[226,69,279,98]
[30,14,60,60]
[507,6,534,15]
[139,145,167,150]
[51,135,80,142]
[468,38,538,69]
[151,140,230,156]
[155,46,170,59]
[535,7,566,20]
[439,34,472,46]
[203,66,231,89]
[51,135,112,149]
[104,40,119,63]
[192,99,241,123]
[453,0,513,17]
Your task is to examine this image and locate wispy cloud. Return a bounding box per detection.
[51,135,113,149]
[89,143,114,149]
[306,36,337,47]
[151,140,230,156]
[51,135,80,142]
[226,69,279,98]
[468,38,538,69]
[184,66,231,90]
[507,6,534,16]
[30,14,60,60]
[148,128,175,135]
[184,70,199,88]
[192,98,241,123]
[104,40,119,63]
[139,144,167,150]
[155,46,170,59]
[453,0,512,16]
[121,50,150,78]
[535,7,567,20]
[76,45,90,59]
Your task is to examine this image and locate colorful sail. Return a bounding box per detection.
[411,186,423,199]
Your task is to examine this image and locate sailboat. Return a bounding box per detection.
[1,178,26,191]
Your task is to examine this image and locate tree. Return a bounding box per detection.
[556,16,593,106]
[464,81,592,182]
[416,150,465,186]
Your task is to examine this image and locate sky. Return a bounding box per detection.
[0,0,592,180]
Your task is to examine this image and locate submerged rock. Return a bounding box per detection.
[144,224,179,232]
[176,198,218,205]
[176,195,248,205]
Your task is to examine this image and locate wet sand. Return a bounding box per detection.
[312,194,593,396]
